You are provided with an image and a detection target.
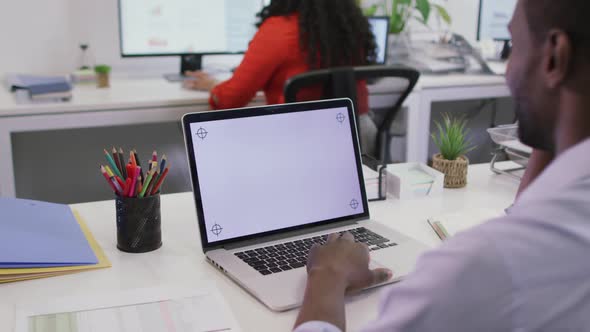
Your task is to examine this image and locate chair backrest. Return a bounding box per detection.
[284,65,420,162]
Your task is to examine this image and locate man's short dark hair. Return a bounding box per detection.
[524,0,590,64]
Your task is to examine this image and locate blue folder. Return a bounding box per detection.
[0,198,98,268]
[8,74,72,95]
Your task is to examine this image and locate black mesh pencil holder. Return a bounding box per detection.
[115,194,162,253]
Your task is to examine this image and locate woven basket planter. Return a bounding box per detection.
[432,154,469,188]
[97,73,110,88]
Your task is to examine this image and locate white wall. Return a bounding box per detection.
[70,0,178,77]
[0,0,177,77]
[0,0,77,75]
[444,0,480,44]
[1,0,482,77]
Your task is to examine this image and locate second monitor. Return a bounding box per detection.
[477,0,517,60]
[118,0,265,77]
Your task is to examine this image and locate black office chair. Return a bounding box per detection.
[284,65,420,164]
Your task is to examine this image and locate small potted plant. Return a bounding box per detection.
[94,64,112,88]
[431,114,475,188]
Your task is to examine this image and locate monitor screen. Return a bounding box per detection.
[185,101,367,245]
[119,0,264,56]
[368,17,389,64]
[477,0,517,41]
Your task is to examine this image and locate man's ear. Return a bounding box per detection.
[543,29,573,89]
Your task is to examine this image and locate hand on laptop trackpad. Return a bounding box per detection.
[369,259,386,271]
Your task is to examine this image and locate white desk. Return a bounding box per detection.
[0,163,519,332]
[0,74,509,198]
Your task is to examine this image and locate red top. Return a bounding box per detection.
[209,14,369,114]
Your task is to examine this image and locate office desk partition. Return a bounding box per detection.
[0,75,508,198]
[0,162,520,332]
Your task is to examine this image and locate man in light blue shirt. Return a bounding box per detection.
[294,0,590,331]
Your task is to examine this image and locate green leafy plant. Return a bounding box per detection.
[359,0,451,34]
[431,114,475,161]
[94,64,111,74]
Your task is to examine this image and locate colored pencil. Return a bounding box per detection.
[146,171,159,195]
[112,147,121,176]
[104,165,114,178]
[136,180,141,197]
[133,149,144,183]
[150,167,169,195]
[100,166,118,193]
[111,177,124,194]
[139,169,156,198]
[118,148,127,179]
[102,165,123,195]
[151,150,158,165]
[160,155,167,174]
[104,149,123,179]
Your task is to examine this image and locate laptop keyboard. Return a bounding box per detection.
[234,227,397,276]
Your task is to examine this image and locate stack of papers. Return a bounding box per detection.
[15,283,241,332]
[0,198,110,283]
[6,74,72,102]
[393,166,435,195]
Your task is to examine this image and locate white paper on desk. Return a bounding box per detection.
[15,282,240,332]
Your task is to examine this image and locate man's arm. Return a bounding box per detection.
[294,233,392,331]
[294,269,347,331]
[517,149,554,198]
[294,227,513,332]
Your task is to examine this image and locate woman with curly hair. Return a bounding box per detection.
[184,0,378,153]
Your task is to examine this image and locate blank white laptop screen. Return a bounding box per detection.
[188,106,365,244]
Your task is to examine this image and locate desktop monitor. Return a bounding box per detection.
[368,17,390,65]
[118,0,265,75]
[477,0,516,41]
[477,0,516,60]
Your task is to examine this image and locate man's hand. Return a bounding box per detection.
[294,232,393,331]
[183,71,218,91]
[307,232,392,292]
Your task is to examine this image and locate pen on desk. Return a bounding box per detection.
[150,166,169,195]
[104,149,123,179]
[118,147,127,179]
[431,221,449,240]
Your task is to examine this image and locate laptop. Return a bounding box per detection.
[182,99,427,311]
